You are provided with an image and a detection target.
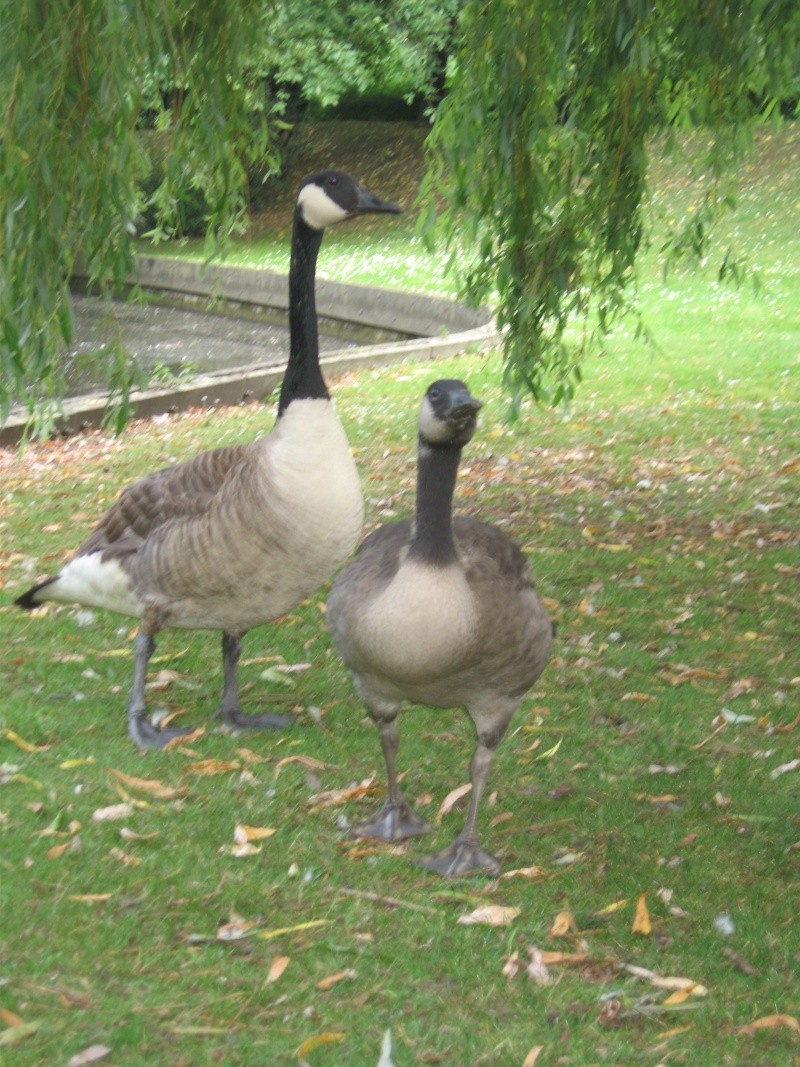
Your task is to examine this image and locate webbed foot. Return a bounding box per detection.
[219,707,296,731]
[129,714,194,751]
[353,798,431,842]
[419,836,501,878]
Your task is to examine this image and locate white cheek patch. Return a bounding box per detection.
[418,396,452,444]
[297,184,350,230]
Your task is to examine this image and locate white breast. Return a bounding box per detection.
[353,560,478,683]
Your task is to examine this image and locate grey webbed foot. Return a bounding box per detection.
[128,714,194,751]
[419,836,501,878]
[353,798,431,842]
[218,707,296,731]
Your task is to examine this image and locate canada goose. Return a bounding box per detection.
[327,379,553,877]
[15,170,401,750]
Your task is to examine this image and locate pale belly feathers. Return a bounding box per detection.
[348,560,479,684]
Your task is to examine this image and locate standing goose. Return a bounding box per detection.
[327,379,553,877]
[15,171,401,750]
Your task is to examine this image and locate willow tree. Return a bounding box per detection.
[423,0,800,406]
[1,0,277,437]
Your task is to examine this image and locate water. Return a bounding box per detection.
[66,295,359,397]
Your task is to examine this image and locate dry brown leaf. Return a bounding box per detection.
[315,968,356,991]
[500,866,547,881]
[435,783,472,823]
[45,842,71,860]
[184,759,240,776]
[119,827,159,842]
[267,955,290,984]
[235,747,267,764]
[146,668,182,691]
[522,1047,544,1067]
[738,1014,800,1036]
[458,905,519,927]
[228,842,261,858]
[234,824,277,844]
[621,692,654,703]
[108,846,141,868]
[108,770,186,801]
[296,1032,346,1057]
[538,950,589,966]
[306,777,377,811]
[632,893,652,935]
[92,803,134,822]
[67,1044,111,1066]
[548,908,577,938]
[274,754,329,778]
[0,1009,24,1028]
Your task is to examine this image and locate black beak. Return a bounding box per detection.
[355,186,403,216]
[450,395,483,420]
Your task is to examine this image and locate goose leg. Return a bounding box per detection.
[353,713,431,841]
[217,632,295,731]
[128,632,194,750]
[419,741,501,877]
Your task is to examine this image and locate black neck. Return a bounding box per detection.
[278,212,330,416]
[407,440,462,566]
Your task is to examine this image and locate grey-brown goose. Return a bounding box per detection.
[15,170,401,750]
[326,379,553,877]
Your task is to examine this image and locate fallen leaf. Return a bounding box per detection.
[119,827,159,842]
[4,729,49,753]
[146,668,182,691]
[457,905,519,927]
[526,949,551,985]
[316,968,356,991]
[522,1047,544,1067]
[68,894,112,904]
[236,747,267,764]
[184,759,240,776]
[257,919,329,941]
[632,893,652,935]
[0,1009,23,1027]
[60,757,96,769]
[92,803,134,822]
[770,758,800,779]
[46,841,71,860]
[217,919,257,941]
[234,824,277,844]
[67,1045,112,1066]
[108,770,186,801]
[108,847,140,868]
[621,692,654,703]
[0,1020,42,1046]
[538,951,590,965]
[306,777,377,811]
[296,1032,346,1057]
[228,842,261,858]
[500,866,547,881]
[595,898,629,916]
[435,783,472,823]
[738,1013,800,1036]
[267,955,290,984]
[548,908,577,938]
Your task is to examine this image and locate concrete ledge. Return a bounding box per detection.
[1,258,499,445]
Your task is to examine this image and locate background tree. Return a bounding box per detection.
[423,0,800,407]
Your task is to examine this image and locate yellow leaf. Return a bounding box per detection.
[522,1047,544,1067]
[256,919,329,942]
[234,824,277,844]
[267,955,290,984]
[108,769,186,801]
[68,894,112,904]
[632,893,652,935]
[595,898,629,916]
[548,908,577,938]
[4,729,48,753]
[60,757,95,769]
[457,905,519,928]
[296,1032,346,1057]
[435,783,472,823]
[184,759,240,776]
[315,968,356,991]
[45,842,70,860]
[738,1014,800,1036]
[236,747,267,765]
[274,754,329,778]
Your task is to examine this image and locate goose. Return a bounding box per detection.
[15,170,401,750]
[326,379,553,877]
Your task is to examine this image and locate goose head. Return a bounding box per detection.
[297,170,402,231]
[418,379,482,449]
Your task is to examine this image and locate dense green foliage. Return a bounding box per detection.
[423,0,800,406]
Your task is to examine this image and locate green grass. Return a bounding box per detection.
[1,127,799,1065]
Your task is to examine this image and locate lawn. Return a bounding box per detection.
[0,125,799,1066]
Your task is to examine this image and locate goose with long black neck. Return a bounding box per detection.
[14,170,401,749]
[327,379,553,877]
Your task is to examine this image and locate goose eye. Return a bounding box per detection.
[429,386,441,400]
[327,175,339,186]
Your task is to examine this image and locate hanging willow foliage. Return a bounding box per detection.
[422,0,800,408]
[1,0,277,438]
